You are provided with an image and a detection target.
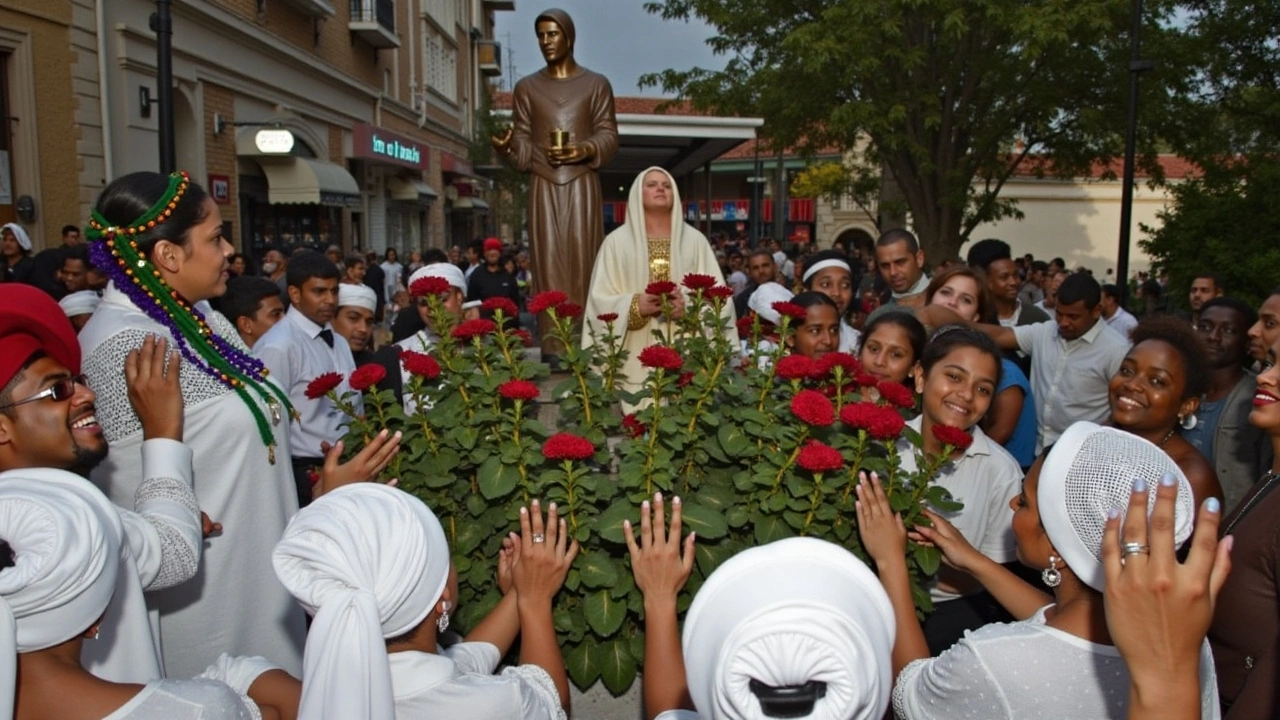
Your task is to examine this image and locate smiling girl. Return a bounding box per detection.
[800,249,861,351]
[786,292,841,361]
[858,311,926,388]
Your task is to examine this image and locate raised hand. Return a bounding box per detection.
[498,534,518,595]
[314,430,401,498]
[125,335,183,441]
[624,492,696,602]
[855,471,907,566]
[913,508,984,573]
[509,499,579,603]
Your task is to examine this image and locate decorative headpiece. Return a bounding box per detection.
[86,171,293,462]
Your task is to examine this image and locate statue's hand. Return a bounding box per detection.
[491,127,513,154]
[548,142,592,167]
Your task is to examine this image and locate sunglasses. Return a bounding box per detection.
[0,375,87,410]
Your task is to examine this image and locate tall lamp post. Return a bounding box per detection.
[1116,0,1154,304]
[153,0,176,174]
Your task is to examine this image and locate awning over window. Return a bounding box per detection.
[255,157,361,207]
[451,197,490,211]
[388,177,438,205]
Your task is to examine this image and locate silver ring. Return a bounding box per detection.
[1121,542,1150,557]
[531,533,546,544]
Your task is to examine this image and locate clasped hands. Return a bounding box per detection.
[638,291,687,320]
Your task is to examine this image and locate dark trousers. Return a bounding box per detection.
[290,456,323,509]
[923,590,1014,655]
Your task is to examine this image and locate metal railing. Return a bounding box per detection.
[350,0,394,32]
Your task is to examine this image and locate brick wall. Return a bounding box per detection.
[202,83,240,246]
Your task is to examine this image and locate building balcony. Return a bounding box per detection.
[477,40,501,77]
[484,0,516,11]
[349,0,399,48]
[279,0,336,17]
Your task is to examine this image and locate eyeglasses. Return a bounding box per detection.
[0,375,87,410]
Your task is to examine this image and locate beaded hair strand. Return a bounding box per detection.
[86,171,294,463]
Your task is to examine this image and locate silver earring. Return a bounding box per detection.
[437,602,450,634]
[91,625,101,640]
[1041,555,1062,588]
[1180,413,1198,431]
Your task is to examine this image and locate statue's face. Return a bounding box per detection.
[536,20,570,64]
[641,171,674,213]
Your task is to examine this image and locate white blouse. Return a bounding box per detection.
[391,642,566,719]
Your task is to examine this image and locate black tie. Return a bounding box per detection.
[318,329,334,348]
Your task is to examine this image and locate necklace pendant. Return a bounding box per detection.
[267,445,276,465]
[268,400,281,426]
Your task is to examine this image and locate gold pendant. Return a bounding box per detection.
[268,400,281,426]
[268,445,276,465]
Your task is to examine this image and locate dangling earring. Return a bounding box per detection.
[437,601,450,634]
[1041,555,1062,588]
[89,625,101,640]
[1180,413,1198,431]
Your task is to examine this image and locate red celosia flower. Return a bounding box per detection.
[513,328,534,347]
[933,425,974,452]
[638,345,683,371]
[775,354,817,380]
[681,273,718,291]
[527,290,569,314]
[499,379,541,401]
[401,351,441,379]
[840,402,906,440]
[542,432,596,461]
[876,381,916,409]
[554,302,584,319]
[854,373,882,388]
[705,285,735,301]
[622,413,646,439]
[818,352,860,378]
[791,389,835,427]
[678,371,695,388]
[481,297,519,317]
[409,276,452,298]
[645,280,678,296]
[736,316,756,337]
[597,313,619,323]
[772,301,807,321]
[348,363,387,392]
[304,372,343,400]
[451,318,498,340]
[796,439,844,473]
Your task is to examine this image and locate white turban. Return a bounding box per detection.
[682,537,895,720]
[273,484,450,720]
[1039,421,1195,591]
[747,282,794,326]
[0,224,30,252]
[0,469,123,720]
[59,291,101,318]
[408,262,466,295]
[338,283,377,313]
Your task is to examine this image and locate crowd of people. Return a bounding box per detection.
[0,164,1267,720]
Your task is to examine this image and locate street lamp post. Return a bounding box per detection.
[154,0,176,174]
[1116,0,1154,305]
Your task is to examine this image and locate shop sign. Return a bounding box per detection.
[208,174,231,204]
[352,123,428,171]
[254,129,295,154]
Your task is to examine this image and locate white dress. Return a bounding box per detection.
[101,653,278,720]
[893,606,1221,719]
[79,285,306,678]
[390,642,565,719]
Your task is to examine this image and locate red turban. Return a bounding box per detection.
[0,285,81,388]
[483,238,503,252]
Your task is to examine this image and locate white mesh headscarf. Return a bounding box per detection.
[273,484,450,720]
[1038,421,1195,591]
[682,537,895,720]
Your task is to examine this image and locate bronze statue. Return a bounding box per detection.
[492,8,618,365]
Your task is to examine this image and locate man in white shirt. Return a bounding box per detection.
[254,250,357,507]
[865,228,931,324]
[725,251,749,295]
[1100,283,1138,339]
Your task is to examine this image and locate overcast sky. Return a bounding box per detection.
[492,1,725,97]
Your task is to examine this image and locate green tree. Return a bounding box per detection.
[641,0,1177,262]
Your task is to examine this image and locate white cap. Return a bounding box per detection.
[338,283,377,313]
[1,224,31,252]
[408,262,466,295]
[747,282,793,325]
[58,291,101,318]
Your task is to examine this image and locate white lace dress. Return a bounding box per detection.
[391,642,566,719]
[101,654,276,720]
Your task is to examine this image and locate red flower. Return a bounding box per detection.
[597,312,619,323]
[622,413,647,438]
[638,345,684,371]
[677,371,695,388]
[933,425,974,452]
[401,351,441,379]
[451,318,497,340]
[796,439,844,473]
[513,328,534,347]
[499,379,541,401]
[542,432,596,461]
[840,402,907,440]
[791,389,836,427]
[854,373,882,388]
[645,280,677,296]
[554,302,584,320]
[527,290,569,314]
[681,273,718,291]
[705,286,736,301]
[876,381,916,409]
[304,372,343,400]
[775,354,817,380]
[349,363,387,392]
[772,301,807,321]
[736,316,756,337]
[818,352,860,378]
[409,276,452,298]
[481,297,519,317]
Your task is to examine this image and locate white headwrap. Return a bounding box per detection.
[802,258,852,284]
[58,290,101,318]
[747,282,794,325]
[1039,421,1195,591]
[0,470,123,720]
[0,224,31,252]
[273,484,450,720]
[338,283,377,313]
[408,262,467,295]
[682,537,895,720]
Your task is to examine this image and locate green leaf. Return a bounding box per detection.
[476,455,519,500]
[583,588,627,637]
[752,511,793,544]
[915,544,942,576]
[565,636,600,689]
[578,550,620,589]
[595,499,637,544]
[597,638,638,696]
[677,501,729,540]
[717,423,753,457]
